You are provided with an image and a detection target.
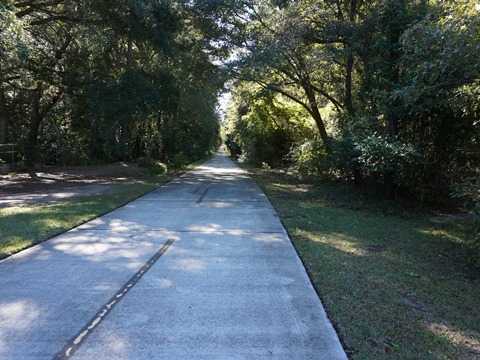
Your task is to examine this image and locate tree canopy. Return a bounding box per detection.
[0,0,227,165]
[1,0,478,204]
[224,0,479,201]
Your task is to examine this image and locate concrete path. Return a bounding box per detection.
[0,150,347,360]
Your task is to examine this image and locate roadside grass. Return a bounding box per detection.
[0,154,215,260]
[0,181,168,259]
[243,165,480,360]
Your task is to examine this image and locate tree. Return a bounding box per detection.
[0,4,32,144]
[395,0,480,194]
[1,0,227,165]
[229,1,342,146]
[223,0,479,201]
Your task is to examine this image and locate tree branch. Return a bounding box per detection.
[309,83,343,110]
[255,79,314,119]
[15,0,64,18]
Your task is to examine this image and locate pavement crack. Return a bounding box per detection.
[196,188,209,203]
[52,238,175,360]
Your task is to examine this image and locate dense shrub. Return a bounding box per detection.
[225,113,293,167]
[287,139,331,177]
[138,156,167,174]
[354,134,425,187]
[171,152,189,170]
[287,135,424,193]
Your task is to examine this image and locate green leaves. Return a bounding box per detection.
[0,5,32,64]
[398,1,480,116]
[1,0,227,166]
[354,134,424,175]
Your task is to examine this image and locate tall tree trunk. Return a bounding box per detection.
[303,82,329,147]
[120,122,129,161]
[385,54,400,138]
[114,34,121,71]
[26,85,42,164]
[26,84,62,164]
[345,51,355,116]
[385,0,405,138]
[126,37,133,68]
[0,88,8,145]
[0,69,8,144]
[345,0,357,116]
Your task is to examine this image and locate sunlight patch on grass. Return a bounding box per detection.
[0,182,160,259]
[294,229,370,256]
[243,164,480,360]
[427,322,480,355]
[418,227,467,245]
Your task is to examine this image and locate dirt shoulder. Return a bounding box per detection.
[0,163,164,207]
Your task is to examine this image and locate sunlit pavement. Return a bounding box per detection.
[0,149,347,359]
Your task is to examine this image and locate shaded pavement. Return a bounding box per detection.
[0,149,347,359]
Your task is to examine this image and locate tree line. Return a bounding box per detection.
[1,1,479,262]
[1,0,479,207]
[0,0,229,166]
[224,0,479,204]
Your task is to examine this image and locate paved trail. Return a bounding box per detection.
[0,150,346,359]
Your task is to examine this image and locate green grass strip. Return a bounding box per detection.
[0,182,161,259]
[245,166,480,360]
[0,155,214,259]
